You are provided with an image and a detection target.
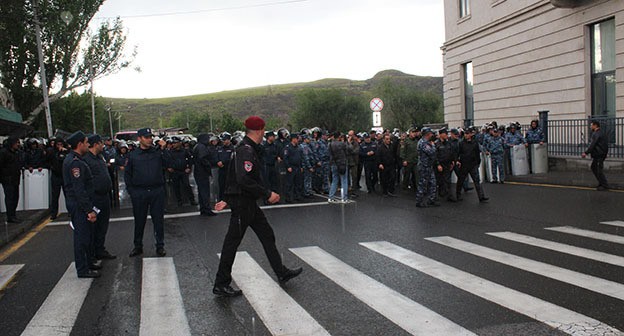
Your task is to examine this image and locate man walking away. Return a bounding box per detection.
[456,127,489,203]
[377,134,397,197]
[582,120,609,191]
[193,134,217,216]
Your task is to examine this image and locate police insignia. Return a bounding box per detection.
[244,161,253,172]
[72,167,80,178]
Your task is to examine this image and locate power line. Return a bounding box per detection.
[94,0,308,20]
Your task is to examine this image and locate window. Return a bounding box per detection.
[463,62,474,127]
[590,19,615,118]
[459,0,471,18]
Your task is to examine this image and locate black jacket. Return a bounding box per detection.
[83,151,113,195]
[224,136,271,201]
[193,135,212,179]
[376,142,396,167]
[0,147,22,185]
[458,138,481,169]
[435,138,456,164]
[62,151,95,215]
[125,145,169,194]
[585,129,609,159]
[329,141,348,167]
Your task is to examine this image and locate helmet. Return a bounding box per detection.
[450,128,459,135]
[231,136,243,146]
[119,141,129,149]
[277,128,290,140]
[220,132,231,141]
[300,128,311,135]
[311,127,322,134]
[361,132,370,139]
[209,135,219,143]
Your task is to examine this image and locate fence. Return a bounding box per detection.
[546,116,624,158]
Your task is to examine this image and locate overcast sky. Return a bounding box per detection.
[93,0,445,99]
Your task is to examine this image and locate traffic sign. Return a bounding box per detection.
[370,98,384,112]
[373,112,381,127]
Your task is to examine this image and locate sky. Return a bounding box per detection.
[93,0,445,99]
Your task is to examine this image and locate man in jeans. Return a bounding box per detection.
[328,132,350,203]
[582,120,610,191]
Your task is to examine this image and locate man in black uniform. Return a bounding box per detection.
[283,134,304,203]
[84,135,116,260]
[261,131,279,193]
[377,134,397,197]
[216,133,234,201]
[193,134,216,216]
[213,116,302,297]
[0,137,22,223]
[125,128,169,257]
[359,134,378,193]
[435,128,456,202]
[48,139,68,220]
[167,136,196,207]
[456,127,489,203]
[582,120,610,190]
[63,131,100,278]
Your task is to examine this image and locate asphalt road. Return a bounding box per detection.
[1,182,624,336]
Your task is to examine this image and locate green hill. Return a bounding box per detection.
[106,69,442,130]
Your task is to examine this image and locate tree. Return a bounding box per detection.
[0,0,134,125]
[31,91,111,135]
[292,88,369,132]
[374,78,443,130]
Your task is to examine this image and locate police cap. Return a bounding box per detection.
[421,127,433,135]
[450,128,460,135]
[67,131,86,148]
[88,134,102,146]
[438,127,448,135]
[265,131,276,138]
[137,128,153,137]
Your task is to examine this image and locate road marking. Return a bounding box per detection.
[360,241,622,335]
[20,263,92,336]
[48,201,329,226]
[140,258,191,336]
[545,226,624,245]
[0,264,24,291]
[600,221,624,228]
[426,236,624,301]
[505,181,624,193]
[229,251,330,336]
[290,246,476,336]
[0,219,51,262]
[487,232,624,268]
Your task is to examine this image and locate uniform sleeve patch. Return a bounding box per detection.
[72,167,81,178]
[244,161,253,172]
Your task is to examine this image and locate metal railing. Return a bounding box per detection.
[546,116,624,158]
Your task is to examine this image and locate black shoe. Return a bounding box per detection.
[428,201,441,207]
[597,185,610,191]
[213,285,243,297]
[464,187,474,192]
[129,247,143,257]
[500,181,505,184]
[446,196,457,203]
[89,262,103,270]
[278,267,303,283]
[387,192,397,197]
[78,270,101,278]
[479,197,490,203]
[416,203,429,208]
[201,210,218,216]
[6,217,21,223]
[97,251,117,260]
[156,247,166,257]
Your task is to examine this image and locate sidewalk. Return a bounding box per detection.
[0,210,50,251]
[506,170,624,190]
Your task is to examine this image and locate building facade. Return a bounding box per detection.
[442,0,623,128]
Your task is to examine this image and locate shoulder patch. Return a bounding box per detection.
[244,161,253,172]
[72,167,80,178]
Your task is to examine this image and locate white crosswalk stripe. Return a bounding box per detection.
[426,236,624,301]
[229,251,331,336]
[0,264,23,291]
[546,226,624,244]
[20,263,92,336]
[140,258,191,336]
[290,246,477,336]
[487,231,624,267]
[600,221,624,228]
[360,241,623,335]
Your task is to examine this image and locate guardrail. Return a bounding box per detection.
[546,116,624,158]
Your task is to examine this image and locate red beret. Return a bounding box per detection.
[244,116,265,130]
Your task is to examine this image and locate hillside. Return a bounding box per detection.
[106,70,442,129]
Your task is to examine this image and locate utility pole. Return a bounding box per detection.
[32,0,54,137]
[106,103,114,137]
[91,74,96,134]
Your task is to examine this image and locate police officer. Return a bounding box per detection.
[359,133,378,193]
[415,128,439,207]
[213,116,302,297]
[312,130,330,194]
[0,137,22,223]
[216,132,234,201]
[24,138,47,173]
[168,136,196,207]
[485,128,505,183]
[300,134,317,198]
[456,127,489,202]
[435,128,456,202]
[261,131,279,193]
[47,138,68,220]
[63,131,100,278]
[125,128,169,257]
[400,128,420,191]
[193,134,217,216]
[525,120,545,145]
[283,134,304,202]
[84,135,116,260]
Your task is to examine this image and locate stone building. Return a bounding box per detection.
[442,0,622,128]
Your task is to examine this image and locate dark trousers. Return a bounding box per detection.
[286,168,304,201]
[171,173,194,205]
[380,167,396,194]
[131,186,165,248]
[456,165,485,199]
[436,164,452,198]
[49,174,63,216]
[263,165,278,192]
[69,203,93,275]
[363,161,378,191]
[2,182,19,218]
[356,162,363,188]
[453,165,471,191]
[218,167,228,201]
[92,193,111,257]
[195,176,211,213]
[215,198,286,287]
[591,157,609,187]
[402,162,418,190]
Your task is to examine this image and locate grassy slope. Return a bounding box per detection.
[106,70,442,129]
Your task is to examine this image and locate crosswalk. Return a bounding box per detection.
[3,221,624,335]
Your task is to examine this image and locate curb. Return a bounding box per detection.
[0,210,50,251]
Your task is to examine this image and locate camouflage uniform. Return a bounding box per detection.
[312,139,330,193]
[415,138,437,206]
[525,126,545,144]
[300,140,317,197]
[485,135,505,182]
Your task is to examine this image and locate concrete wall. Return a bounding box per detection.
[442,0,623,128]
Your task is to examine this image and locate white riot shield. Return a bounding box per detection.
[484,153,494,182]
[531,143,548,174]
[24,169,50,210]
[511,145,530,176]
